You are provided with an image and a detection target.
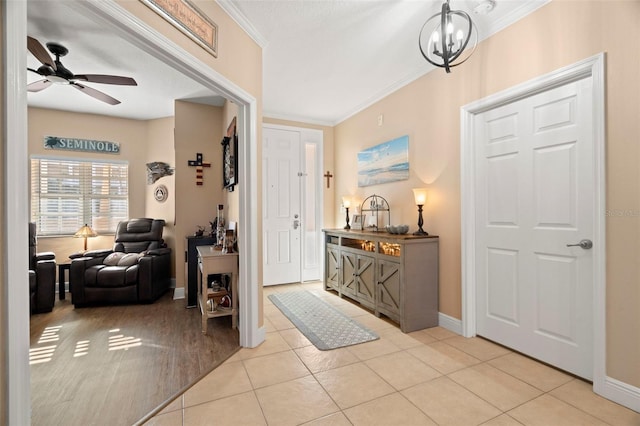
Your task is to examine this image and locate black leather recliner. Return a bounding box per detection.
[70,218,172,307]
[29,222,56,314]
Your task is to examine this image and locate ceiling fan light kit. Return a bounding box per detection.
[26,36,137,105]
[418,0,478,73]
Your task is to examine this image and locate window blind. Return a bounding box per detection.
[31,157,129,236]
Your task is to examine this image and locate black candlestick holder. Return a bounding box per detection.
[413,204,428,236]
[344,207,351,230]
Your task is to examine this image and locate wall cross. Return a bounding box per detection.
[323,171,334,189]
[188,153,211,186]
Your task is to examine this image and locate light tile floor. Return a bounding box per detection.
[147,282,640,426]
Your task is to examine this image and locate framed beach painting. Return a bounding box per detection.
[357,135,409,187]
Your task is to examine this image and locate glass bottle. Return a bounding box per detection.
[216,204,225,247]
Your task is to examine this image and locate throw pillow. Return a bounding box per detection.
[103,252,126,266]
[117,253,141,267]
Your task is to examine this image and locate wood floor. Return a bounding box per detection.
[29,291,239,426]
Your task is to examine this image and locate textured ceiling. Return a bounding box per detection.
[226,0,550,125]
[26,0,550,123]
[26,1,223,121]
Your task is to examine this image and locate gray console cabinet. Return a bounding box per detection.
[323,229,439,333]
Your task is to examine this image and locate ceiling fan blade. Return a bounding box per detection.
[27,36,56,71]
[74,74,137,86]
[27,79,52,93]
[71,82,121,105]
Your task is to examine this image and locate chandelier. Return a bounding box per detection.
[418,0,478,73]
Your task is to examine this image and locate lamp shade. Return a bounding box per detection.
[74,224,97,251]
[412,188,428,205]
[74,224,97,238]
[342,196,351,209]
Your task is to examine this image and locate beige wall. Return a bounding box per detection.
[116,0,264,324]
[263,117,336,229]
[334,0,640,387]
[146,116,176,276]
[28,108,151,259]
[173,100,224,290]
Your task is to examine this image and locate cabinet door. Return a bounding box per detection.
[326,246,340,291]
[355,254,375,306]
[341,251,357,298]
[377,259,401,316]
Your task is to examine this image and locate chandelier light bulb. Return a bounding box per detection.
[419,0,478,73]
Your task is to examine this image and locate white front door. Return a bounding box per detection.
[475,78,594,379]
[262,126,323,286]
[263,127,302,285]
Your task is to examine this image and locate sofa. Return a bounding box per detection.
[70,218,172,307]
[29,222,56,314]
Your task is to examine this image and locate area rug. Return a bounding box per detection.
[268,290,379,350]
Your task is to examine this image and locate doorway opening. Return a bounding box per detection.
[4,0,263,422]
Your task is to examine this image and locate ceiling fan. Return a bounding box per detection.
[26,36,137,105]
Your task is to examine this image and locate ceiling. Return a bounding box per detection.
[26,0,549,124]
[26,1,224,121]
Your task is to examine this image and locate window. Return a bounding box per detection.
[31,156,129,236]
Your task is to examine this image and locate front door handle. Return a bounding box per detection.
[293,220,300,229]
[566,239,593,249]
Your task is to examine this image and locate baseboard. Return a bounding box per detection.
[438,312,463,335]
[596,376,640,412]
[246,325,266,349]
[172,285,185,300]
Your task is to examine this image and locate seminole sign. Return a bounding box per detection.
[43,136,120,154]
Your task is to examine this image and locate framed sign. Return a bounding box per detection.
[351,214,363,230]
[140,0,218,57]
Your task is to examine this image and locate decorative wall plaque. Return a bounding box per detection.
[140,0,218,57]
[154,184,169,202]
[43,136,120,154]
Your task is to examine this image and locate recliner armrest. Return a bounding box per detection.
[80,249,113,259]
[144,248,171,256]
[35,251,55,261]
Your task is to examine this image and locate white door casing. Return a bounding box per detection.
[461,54,607,397]
[5,1,265,421]
[474,79,594,379]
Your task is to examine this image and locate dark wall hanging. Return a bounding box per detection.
[222,117,238,192]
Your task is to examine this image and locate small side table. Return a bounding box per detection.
[58,263,71,300]
[196,246,238,335]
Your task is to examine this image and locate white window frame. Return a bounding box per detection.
[30,156,129,236]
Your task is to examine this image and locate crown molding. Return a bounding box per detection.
[216,0,268,48]
[482,0,551,39]
[263,111,335,128]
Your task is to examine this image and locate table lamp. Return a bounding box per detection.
[412,188,429,236]
[74,224,98,251]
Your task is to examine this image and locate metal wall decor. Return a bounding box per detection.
[146,161,174,184]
